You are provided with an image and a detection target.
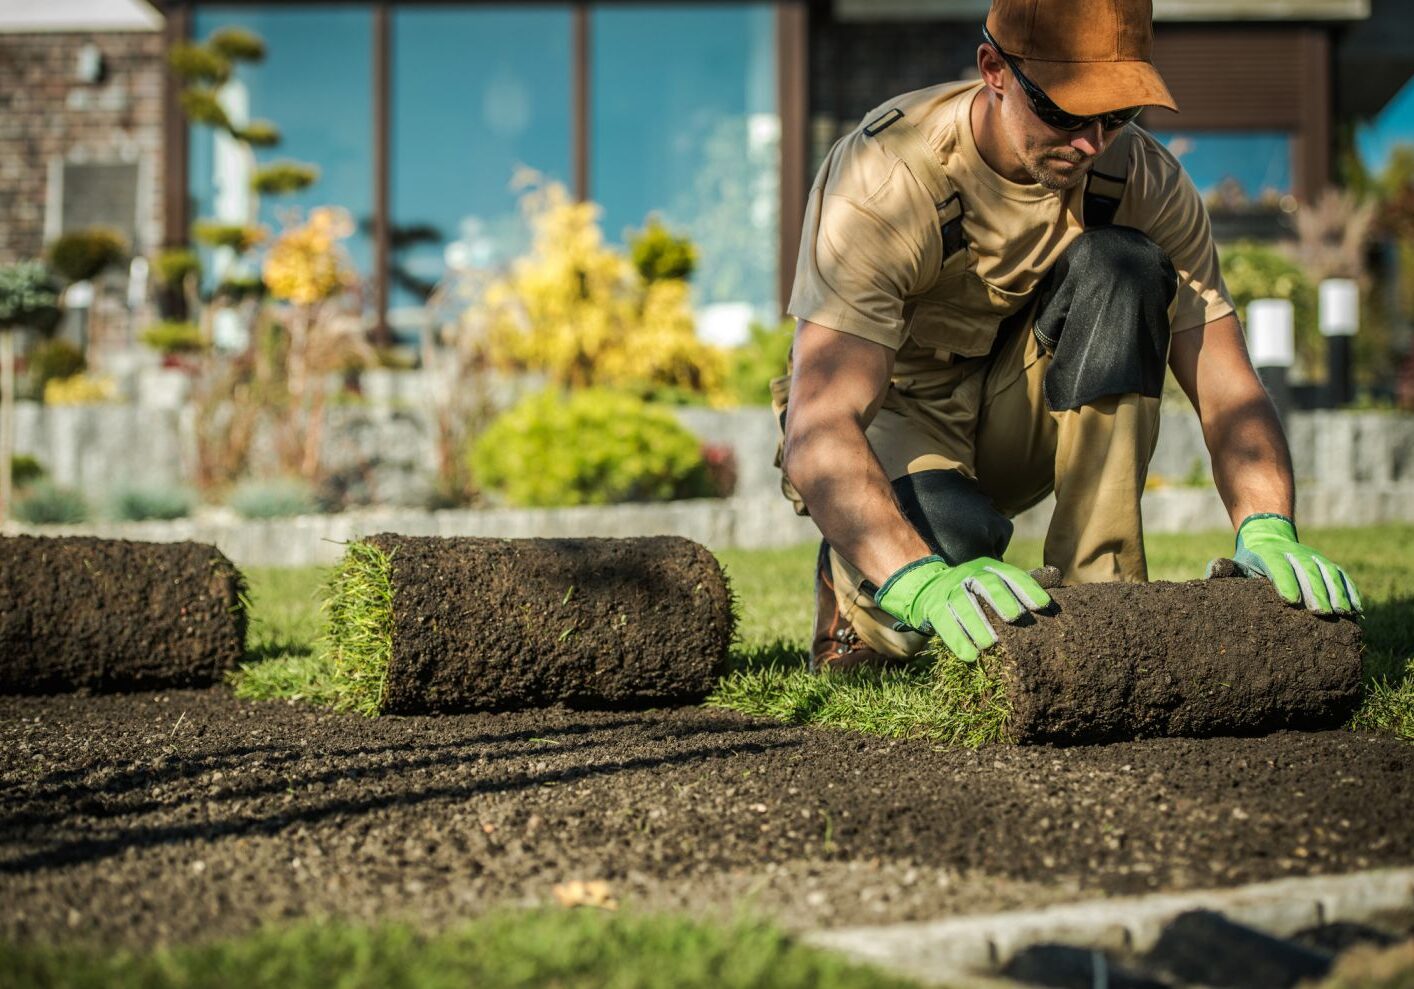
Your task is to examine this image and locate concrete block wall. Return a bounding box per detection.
[11,399,1414,507]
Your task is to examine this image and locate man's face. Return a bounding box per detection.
[997,74,1113,191]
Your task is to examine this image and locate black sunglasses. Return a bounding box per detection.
[982,26,1143,133]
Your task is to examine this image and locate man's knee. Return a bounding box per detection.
[1058,226,1174,295]
[1035,226,1177,411]
[891,469,1013,565]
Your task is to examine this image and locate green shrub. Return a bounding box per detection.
[46,227,128,283]
[167,41,231,84]
[151,247,201,286]
[235,120,281,147]
[0,261,61,331]
[178,88,231,129]
[228,477,319,519]
[469,388,710,507]
[251,161,319,196]
[1219,240,1319,373]
[192,221,264,252]
[14,482,88,525]
[26,338,85,395]
[10,454,44,489]
[725,319,794,406]
[140,320,206,355]
[207,26,266,63]
[109,484,195,521]
[629,216,697,284]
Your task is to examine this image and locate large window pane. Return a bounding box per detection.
[1153,131,1294,210]
[592,4,779,324]
[190,7,374,284]
[391,6,572,312]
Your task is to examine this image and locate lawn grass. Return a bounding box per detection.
[231,526,1414,743]
[0,910,920,989]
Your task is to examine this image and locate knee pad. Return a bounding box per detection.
[1033,226,1177,412]
[891,469,1014,566]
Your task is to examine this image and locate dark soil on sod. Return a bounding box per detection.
[0,537,246,694]
[368,535,733,713]
[997,577,1364,744]
[2,690,1411,948]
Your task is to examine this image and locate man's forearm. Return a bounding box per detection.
[1202,382,1295,529]
[783,413,931,588]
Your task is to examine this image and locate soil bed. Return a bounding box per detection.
[2,689,1411,948]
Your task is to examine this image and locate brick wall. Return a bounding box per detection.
[0,30,165,264]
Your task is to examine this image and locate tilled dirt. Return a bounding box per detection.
[2,689,1411,948]
[997,578,1364,744]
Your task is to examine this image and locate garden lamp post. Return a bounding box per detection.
[1319,278,1359,408]
[1247,298,1295,421]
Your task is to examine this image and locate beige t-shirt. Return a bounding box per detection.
[788,81,1234,375]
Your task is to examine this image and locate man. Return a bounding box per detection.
[777,0,1361,670]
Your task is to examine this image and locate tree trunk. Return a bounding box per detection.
[1,329,14,522]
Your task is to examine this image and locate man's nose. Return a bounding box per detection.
[1070,122,1105,158]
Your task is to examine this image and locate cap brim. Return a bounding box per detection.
[1017,57,1178,116]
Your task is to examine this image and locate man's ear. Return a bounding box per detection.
[976,43,1007,98]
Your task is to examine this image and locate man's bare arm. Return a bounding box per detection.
[1168,312,1295,529]
[781,320,932,587]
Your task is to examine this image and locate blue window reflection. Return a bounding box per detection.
[391,7,572,311]
[190,7,374,283]
[1151,131,1294,209]
[592,4,779,319]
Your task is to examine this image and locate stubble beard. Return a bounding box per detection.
[1023,148,1093,191]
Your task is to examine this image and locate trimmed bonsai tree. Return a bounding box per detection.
[0,261,61,520]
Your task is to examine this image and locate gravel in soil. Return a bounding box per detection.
[2,690,1411,948]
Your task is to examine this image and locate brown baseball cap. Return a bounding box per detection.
[985,0,1178,116]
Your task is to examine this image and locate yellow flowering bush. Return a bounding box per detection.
[262,207,356,305]
[479,175,724,398]
[44,373,118,405]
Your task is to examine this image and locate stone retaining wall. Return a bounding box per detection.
[9,484,1414,568]
[12,399,1414,505]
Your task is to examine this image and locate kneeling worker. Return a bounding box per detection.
[776,0,1361,669]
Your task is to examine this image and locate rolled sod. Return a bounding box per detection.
[966,575,1365,745]
[324,534,735,715]
[0,535,247,694]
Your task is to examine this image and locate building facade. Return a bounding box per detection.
[3,0,1412,333]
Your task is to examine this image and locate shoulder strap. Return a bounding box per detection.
[1083,128,1133,228]
[862,107,966,264]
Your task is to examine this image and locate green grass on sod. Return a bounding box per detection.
[232,527,1414,744]
[0,910,921,989]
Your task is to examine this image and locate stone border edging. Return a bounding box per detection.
[7,484,1414,568]
[804,866,1414,985]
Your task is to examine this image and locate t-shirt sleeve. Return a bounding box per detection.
[1125,136,1236,334]
[787,165,928,350]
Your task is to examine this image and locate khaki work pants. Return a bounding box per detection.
[824,315,1163,658]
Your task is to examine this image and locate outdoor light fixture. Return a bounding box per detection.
[76,44,104,84]
[1247,298,1295,419]
[1319,277,1359,408]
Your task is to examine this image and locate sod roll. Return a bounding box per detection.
[989,575,1364,745]
[327,534,734,715]
[0,535,247,694]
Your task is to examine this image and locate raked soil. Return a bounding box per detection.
[2,689,1411,948]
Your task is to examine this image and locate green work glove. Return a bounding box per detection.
[875,555,1052,663]
[1207,513,1362,616]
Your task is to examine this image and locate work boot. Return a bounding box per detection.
[811,541,892,672]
